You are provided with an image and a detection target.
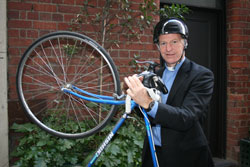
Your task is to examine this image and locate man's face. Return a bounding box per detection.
[158,34,185,67]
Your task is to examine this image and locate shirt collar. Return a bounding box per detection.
[165,56,186,72]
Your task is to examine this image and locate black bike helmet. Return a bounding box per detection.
[153,18,189,44]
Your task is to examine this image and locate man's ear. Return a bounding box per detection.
[156,44,160,51]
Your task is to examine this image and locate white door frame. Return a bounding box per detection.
[0,0,9,166]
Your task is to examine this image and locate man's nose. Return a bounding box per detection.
[165,43,173,51]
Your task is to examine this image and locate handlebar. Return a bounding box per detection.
[135,60,159,73]
[136,61,168,94]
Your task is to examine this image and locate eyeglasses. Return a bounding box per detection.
[158,39,181,48]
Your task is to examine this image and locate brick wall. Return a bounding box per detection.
[8,0,79,101]
[7,0,160,101]
[226,0,250,161]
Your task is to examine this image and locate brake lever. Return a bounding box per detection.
[153,76,168,94]
[135,60,159,72]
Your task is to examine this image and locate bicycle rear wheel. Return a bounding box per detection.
[16,31,121,139]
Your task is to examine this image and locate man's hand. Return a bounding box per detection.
[124,75,153,109]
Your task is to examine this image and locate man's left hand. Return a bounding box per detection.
[124,75,153,109]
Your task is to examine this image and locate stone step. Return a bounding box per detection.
[213,158,238,167]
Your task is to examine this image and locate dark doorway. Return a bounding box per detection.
[186,9,227,158]
[160,3,227,158]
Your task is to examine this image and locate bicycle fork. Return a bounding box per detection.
[87,103,159,167]
[87,105,132,167]
[142,108,159,167]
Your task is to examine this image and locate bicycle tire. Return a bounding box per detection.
[16,31,121,139]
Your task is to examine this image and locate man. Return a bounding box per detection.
[124,18,215,167]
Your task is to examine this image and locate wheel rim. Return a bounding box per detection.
[17,32,120,138]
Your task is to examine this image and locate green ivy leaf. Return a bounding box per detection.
[11,123,36,132]
[108,143,120,155]
[34,158,47,167]
[37,140,47,147]
[127,149,133,164]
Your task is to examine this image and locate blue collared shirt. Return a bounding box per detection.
[147,57,185,146]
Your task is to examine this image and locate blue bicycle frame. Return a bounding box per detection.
[63,85,159,167]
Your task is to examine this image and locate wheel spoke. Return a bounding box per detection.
[17,32,120,139]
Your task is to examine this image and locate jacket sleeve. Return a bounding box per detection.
[154,68,214,131]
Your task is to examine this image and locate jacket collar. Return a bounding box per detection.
[157,58,191,104]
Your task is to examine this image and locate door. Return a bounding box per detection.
[186,9,226,158]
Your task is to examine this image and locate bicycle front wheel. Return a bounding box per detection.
[16,31,121,139]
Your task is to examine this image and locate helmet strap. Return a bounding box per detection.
[171,48,185,70]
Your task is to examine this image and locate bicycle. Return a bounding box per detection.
[16,31,167,167]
